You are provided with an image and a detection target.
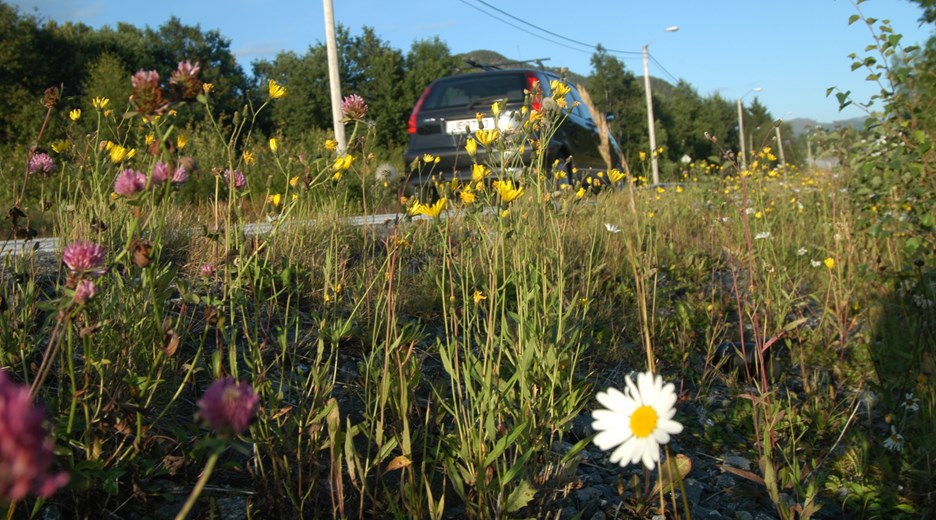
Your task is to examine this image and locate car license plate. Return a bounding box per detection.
[445,118,495,134]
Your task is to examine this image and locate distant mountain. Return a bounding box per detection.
[787,116,867,136]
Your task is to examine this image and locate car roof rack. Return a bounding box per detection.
[464,57,551,72]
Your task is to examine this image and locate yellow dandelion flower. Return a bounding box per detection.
[267,193,282,207]
[289,175,300,187]
[50,139,70,154]
[202,83,214,94]
[824,257,835,269]
[269,138,278,153]
[754,211,763,219]
[473,290,487,304]
[109,144,135,163]
[576,186,586,199]
[423,153,438,164]
[471,164,491,182]
[145,134,155,145]
[168,109,177,117]
[492,179,524,203]
[474,128,499,147]
[549,79,571,99]
[333,154,355,171]
[676,185,683,193]
[465,137,477,157]
[268,79,287,99]
[243,150,255,165]
[325,139,338,151]
[177,134,187,150]
[92,97,110,109]
[639,151,647,161]
[408,198,447,218]
[608,168,625,184]
[460,188,476,204]
[69,108,81,121]
[656,186,665,194]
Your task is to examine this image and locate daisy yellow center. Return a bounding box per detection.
[630,405,658,438]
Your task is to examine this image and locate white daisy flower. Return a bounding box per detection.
[604,223,622,234]
[900,393,920,413]
[592,371,683,470]
[883,426,904,452]
[797,247,808,256]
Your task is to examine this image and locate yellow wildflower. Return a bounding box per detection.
[176,133,187,150]
[824,257,835,269]
[243,150,255,165]
[289,175,300,187]
[460,188,476,204]
[92,97,110,109]
[465,138,477,157]
[549,79,571,99]
[69,108,81,121]
[473,290,487,304]
[145,134,156,145]
[333,154,355,172]
[409,198,447,218]
[475,128,499,147]
[608,168,625,184]
[168,109,177,117]
[269,138,278,153]
[576,186,586,199]
[676,185,683,193]
[109,144,135,163]
[423,153,438,163]
[325,139,338,151]
[50,139,70,154]
[268,79,287,99]
[202,83,214,94]
[754,211,763,219]
[639,151,647,161]
[656,186,666,194]
[267,193,282,207]
[472,164,491,182]
[492,179,524,203]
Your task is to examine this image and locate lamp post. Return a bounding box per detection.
[643,25,679,185]
[737,87,762,171]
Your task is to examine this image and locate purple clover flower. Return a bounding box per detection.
[130,69,167,116]
[340,94,368,120]
[62,240,106,277]
[114,169,148,197]
[0,370,70,503]
[223,169,247,190]
[170,61,202,100]
[198,263,215,277]
[172,165,189,185]
[73,279,98,304]
[28,153,55,175]
[197,378,259,435]
[151,161,170,184]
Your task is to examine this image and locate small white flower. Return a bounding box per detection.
[720,217,731,223]
[745,208,756,215]
[604,223,622,234]
[901,393,920,413]
[883,426,904,452]
[592,371,683,470]
[755,231,771,240]
[797,247,808,256]
[811,260,822,267]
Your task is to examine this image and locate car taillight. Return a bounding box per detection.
[408,87,431,134]
[525,72,542,112]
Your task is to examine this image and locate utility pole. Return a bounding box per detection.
[323,0,346,153]
[641,26,678,185]
[642,45,659,184]
[775,125,786,176]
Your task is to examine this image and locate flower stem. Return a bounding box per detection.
[174,449,221,520]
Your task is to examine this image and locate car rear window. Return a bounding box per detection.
[423,74,527,110]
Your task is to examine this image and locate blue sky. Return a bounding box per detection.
[13,0,933,122]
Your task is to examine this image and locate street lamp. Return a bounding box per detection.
[737,87,762,171]
[643,25,679,185]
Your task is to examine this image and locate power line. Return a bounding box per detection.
[649,54,680,85]
[459,0,643,57]
[454,0,594,55]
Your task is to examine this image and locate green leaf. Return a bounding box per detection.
[848,14,860,25]
[904,236,921,255]
[505,479,537,514]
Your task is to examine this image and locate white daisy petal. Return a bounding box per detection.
[653,429,671,445]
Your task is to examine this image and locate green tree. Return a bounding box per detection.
[404,37,459,105]
[586,46,646,168]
